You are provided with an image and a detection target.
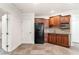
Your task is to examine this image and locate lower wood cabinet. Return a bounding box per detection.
[56,34,62,45]
[48,34,56,44]
[48,33,69,47]
[61,35,69,47]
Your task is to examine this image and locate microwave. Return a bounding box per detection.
[60,23,70,29]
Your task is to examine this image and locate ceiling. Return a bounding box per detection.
[13,3,79,16]
[0,8,5,17]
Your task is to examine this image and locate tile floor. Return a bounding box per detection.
[0,39,79,55]
[10,43,79,55]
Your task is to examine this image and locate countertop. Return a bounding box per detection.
[44,27,70,34]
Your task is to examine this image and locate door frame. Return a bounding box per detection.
[1,8,9,52]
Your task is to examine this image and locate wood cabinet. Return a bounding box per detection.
[49,17,54,27]
[51,34,57,44]
[61,35,69,47]
[48,34,51,43]
[61,15,71,23]
[49,15,71,27]
[56,34,62,45]
[48,34,57,44]
[44,33,48,43]
[48,33,69,47]
[49,15,61,27]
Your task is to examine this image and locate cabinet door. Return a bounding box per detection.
[61,16,65,23]
[54,16,61,27]
[49,17,55,27]
[48,34,51,43]
[48,34,57,44]
[61,35,69,47]
[49,15,61,27]
[56,34,62,45]
[64,15,70,23]
[51,34,57,44]
[61,15,70,23]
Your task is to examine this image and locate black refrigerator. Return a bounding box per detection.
[35,23,44,44]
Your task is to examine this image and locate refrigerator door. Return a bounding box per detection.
[35,23,44,44]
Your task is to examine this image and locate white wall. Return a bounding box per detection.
[35,15,50,19]
[71,10,79,43]
[0,4,22,52]
[22,13,34,44]
[8,14,22,52]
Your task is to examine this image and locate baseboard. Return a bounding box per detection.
[22,41,34,44]
[8,42,22,52]
[8,41,34,52]
[71,42,79,46]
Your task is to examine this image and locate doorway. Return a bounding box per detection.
[0,9,8,52]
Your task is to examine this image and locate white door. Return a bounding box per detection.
[26,19,34,43]
[23,15,34,44]
[2,14,8,51]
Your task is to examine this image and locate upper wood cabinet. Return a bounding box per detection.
[49,15,61,27]
[61,15,71,23]
[49,15,71,27]
[49,17,54,27]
